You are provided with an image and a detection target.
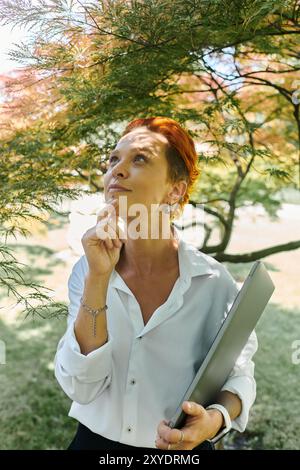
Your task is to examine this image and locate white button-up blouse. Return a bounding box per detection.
[54,228,258,448]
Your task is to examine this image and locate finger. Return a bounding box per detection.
[96,219,117,242]
[104,213,127,243]
[182,401,206,417]
[103,236,114,250]
[100,219,124,250]
[157,420,183,444]
[155,434,172,450]
[98,225,114,251]
[110,235,123,249]
[106,216,126,244]
[96,199,119,223]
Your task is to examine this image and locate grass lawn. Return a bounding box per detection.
[225,303,300,450]
[0,243,299,449]
[0,315,76,450]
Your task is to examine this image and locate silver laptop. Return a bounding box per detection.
[168,261,275,429]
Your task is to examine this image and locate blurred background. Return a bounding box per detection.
[0,0,299,450]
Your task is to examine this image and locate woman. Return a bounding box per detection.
[54,117,258,450]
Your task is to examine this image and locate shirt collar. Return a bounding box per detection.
[110,225,213,294]
[173,226,214,279]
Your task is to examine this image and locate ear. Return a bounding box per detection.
[168,180,187,204]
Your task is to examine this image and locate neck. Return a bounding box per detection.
[118,224,179,278]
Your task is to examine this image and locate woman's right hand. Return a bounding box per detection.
[81,198,125,277]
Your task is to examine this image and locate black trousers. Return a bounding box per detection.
[68,422,215,451]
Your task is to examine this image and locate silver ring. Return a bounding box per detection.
[178,430,184,443]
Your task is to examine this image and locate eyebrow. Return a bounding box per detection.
[109,147,154,157]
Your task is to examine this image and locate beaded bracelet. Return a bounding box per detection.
[80,297,108,337]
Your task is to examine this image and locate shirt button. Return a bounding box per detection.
[127,426,132,432]
[130,379,136,385]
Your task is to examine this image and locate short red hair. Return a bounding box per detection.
[121,117,200,217]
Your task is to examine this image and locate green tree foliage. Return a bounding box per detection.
[0,0,299,314]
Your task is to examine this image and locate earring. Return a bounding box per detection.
[161,197,183,214]
[170,201,180,212]
[162,203,172,214]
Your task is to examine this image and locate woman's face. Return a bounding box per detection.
[103,126,184,222]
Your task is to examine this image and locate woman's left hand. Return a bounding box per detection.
[155,401,223,450]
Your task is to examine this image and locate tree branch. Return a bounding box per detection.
[75,168,101,191]
[212,240,300,262]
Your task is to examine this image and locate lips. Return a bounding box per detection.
[108,185,131,191]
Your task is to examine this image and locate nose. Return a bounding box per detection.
[111,160,129,178]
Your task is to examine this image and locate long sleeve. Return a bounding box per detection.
[221,329,258,432]
[54,256,114,405]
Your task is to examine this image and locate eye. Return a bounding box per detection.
[134,154,147,162]
[108,154,147,165]
[108,156,118,164]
